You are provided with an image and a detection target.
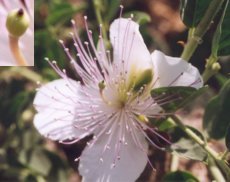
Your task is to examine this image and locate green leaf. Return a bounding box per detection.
[45,2,87,25]
[19,148,52,176]
[211,0,229,56]
[225,125,230,150]
[18,149,29,165]
[215,73,229,87]
[180,0,211,27]
[151,86,207,112]
[163,170,199,182]
[35,29,66,69]
[22,129,41,150]
[217,1,230,56]
[124,11,151,25]
[105,0,120,22]
[0,84,33,127]
[24,175,40,182]
[181,86,209,107]
[154,118,176,131]
[167,126,208,161]
[45,150,69,182]
[28,148,51,176]
[203,80,230,139]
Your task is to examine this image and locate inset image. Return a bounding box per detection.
[0,0,34,66]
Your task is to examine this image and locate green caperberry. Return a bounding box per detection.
[6,8,30,38]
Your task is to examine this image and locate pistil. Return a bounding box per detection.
[99,80,112,106]
[9,36,27,66]
[6,8,29,66]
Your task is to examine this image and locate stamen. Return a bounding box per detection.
[98,80,112,105]
[119,5,124,18]
[168,72,184,86]
[74,157,80,162]
[190,77,202,86]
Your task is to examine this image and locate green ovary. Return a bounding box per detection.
[117,67,153,106]
[6,9,30,38]
[127,65,153,92]
[99,67,154,108]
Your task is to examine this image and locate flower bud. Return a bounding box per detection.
[6,9,30,38]
[212,62,221,72]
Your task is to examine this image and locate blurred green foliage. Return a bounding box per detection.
[203,80,230,139]
[180,0,211,27]
[162,170,199,182]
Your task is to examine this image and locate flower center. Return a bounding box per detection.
[127,68,153,92]
[99,68,154,109]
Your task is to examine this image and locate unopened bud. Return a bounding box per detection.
[6,8,30,38]
[212,62,221,72]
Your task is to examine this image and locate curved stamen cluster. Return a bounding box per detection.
[43,16,172,167]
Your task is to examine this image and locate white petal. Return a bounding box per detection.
[151,50,203,89]
[0,15,15,66]
[109,18,152,73]
[33,79,86,141]
[79,121,148,182]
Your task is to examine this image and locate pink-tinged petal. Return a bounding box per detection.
[109,18,152,73]
[79,121,148,182]
[151,50,203,89]
[33,79,86,141]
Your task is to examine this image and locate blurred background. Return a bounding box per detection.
[0,0,229,181]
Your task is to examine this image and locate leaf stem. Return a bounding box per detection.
[172,115,219,159]
[170,154,179,172]
[208,157,226,182]
[221,150,229,160]
[171,115,230,180]
[93,0,109,46]
[181,0,224,61]
[7,67,45,83]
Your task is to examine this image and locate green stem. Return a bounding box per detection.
[171,115,230,180]
[221,150,229,160]
[202,69,215,83]
[181,36,200,61]
[208,157,226,182]
[181,0,224,61]
[172,115,219,159]
[7,67,44,82]
[216,160,230,181]
[93,0,109,46]
[170,154,179,172]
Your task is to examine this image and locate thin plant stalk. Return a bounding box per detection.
[181,0,224,61]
